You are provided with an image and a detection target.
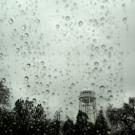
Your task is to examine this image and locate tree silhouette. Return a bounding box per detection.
[95,109,109,135]
[1,78,135,135]
[13,98,48,135]
[75,110,96,135]
[107,100,135,135]
[63,118,75,135]
[0,79,10,105]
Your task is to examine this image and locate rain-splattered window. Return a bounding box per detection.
[0,0,135,135]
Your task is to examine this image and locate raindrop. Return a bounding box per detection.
[99,85,105,90]
[35,18,40,24]
[78,21,83,26]
[122,3,126,8]
[122,17,127,24]
[56,24,60,29]
[46,84,50,87]
[65,16,70,21]
[101,44,106,49]
[21,24,26,31]
[27,85,30,88]
[24,33,29,38]
[69,101,73,105]
[26,63,31,68]
[24,41,29,46]
[109,95,113,98]
[107,90,112,93]
[24,76,29,81]
[94,61,99,66]
[8,18,14,24]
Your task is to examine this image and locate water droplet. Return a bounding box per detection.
[24,76,29,81]
[46,89,50,94]
[24,33,29,38]
[94,61,99,66]
[78,21,83,26]
[26,63,31,68]
[56,24,60,29]
[99,85,105,90]
[8,18,14,24]
[24,41,29,46]
[122,17,127,24]
[22,24,26,31]
[65,16,70,21]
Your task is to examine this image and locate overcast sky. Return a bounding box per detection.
[0,0,135,120]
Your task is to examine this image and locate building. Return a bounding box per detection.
[79,90,96,123]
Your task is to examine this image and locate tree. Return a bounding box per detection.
[63,118,74,135]
[14,99,33,135]
[75,110,96,135]
[0,107,16,135]
[0,79,10,105]
[86,122,95,135]
[13,98,48,135]
[107,101,135,135]
[95,109,109,135]
[0,98,50,135]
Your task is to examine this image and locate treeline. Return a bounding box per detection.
[106,97,135,135]
[0,98,109,135]
[0,80,135,135]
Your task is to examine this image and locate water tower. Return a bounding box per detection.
[79,90,96,123]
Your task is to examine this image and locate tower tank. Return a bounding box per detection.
[79,90,96,123]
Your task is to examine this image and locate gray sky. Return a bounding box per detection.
[0,0,135,120]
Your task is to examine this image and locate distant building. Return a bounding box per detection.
[54,111,61,121]
[79,90,96,123]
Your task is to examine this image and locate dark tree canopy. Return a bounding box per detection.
[62,118,74,135]
[95,109,109,135]
[75,110,96,135]
[0,79,10,105]
[1,79,135,135]
[107,100,135,135]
